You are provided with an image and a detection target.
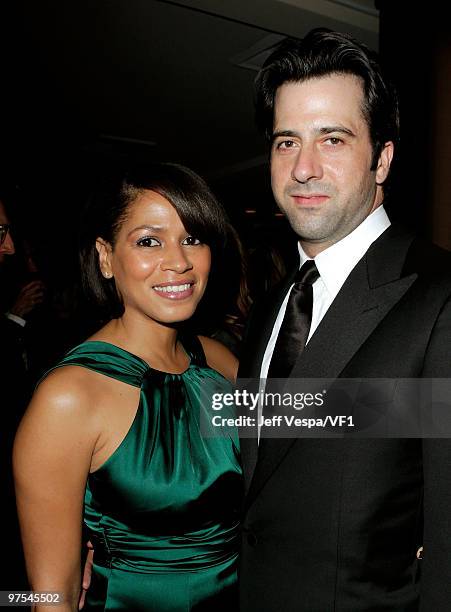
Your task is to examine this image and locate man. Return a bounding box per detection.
[1,197,47,590]
[0,200,15,261]
[0,198,45,400]
[0,199,30,589]
[238,29,451,611]
[0,199,26,406]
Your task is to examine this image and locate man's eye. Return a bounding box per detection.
[326,137,343,145]
[182,236,201,246]
[136,237,160,247]
[277,140,296,149]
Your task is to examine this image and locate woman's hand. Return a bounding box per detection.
[78,541,94,610]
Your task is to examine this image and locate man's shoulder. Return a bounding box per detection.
[371,223,451,286]
[405,234,451,285]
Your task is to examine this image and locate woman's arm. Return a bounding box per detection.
[198,336,239,382]
[13,367,99,611]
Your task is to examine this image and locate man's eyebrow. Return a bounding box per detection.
[271,130,299,144]
[271,126,356,143]
[318,125,356,137]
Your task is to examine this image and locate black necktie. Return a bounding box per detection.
[267,260,319,379]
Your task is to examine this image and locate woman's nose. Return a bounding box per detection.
[160,244,193,273]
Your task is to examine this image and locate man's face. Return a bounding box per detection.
[0,201,15,265]
[270,73,393,256]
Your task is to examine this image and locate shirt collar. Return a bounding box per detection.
[297,206,391,300]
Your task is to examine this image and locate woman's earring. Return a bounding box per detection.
[103,271,112,279]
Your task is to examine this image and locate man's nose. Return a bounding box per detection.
[291,144,323,183]
[0,232,15,255]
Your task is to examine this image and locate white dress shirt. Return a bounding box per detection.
[260,205,391,379]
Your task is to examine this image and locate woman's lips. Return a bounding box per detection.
[152,282,195,300]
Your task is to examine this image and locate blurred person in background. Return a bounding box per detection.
[0,195,44,591]
[0,198,45,388]
[210,225,252,358]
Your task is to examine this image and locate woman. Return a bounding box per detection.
[13,163,243,611]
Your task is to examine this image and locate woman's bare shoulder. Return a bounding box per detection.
[30,365,107,421]
[14,366,104,469]
[197,336,238,382]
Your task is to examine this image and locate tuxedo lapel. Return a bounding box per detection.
[239,270,297,379]
[292,248,417,380]
[245,227,418,509]
[239,270,297,490]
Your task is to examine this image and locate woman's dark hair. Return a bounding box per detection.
[255,28,399,171]
[79,162,230,324]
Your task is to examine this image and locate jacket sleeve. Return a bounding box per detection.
[420,294,451,610]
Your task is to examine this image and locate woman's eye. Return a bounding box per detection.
[136,237,160,247]
[182,235,201,246]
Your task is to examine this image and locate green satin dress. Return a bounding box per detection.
[51,336,242,611]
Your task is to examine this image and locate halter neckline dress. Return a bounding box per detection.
[49,336,242,611]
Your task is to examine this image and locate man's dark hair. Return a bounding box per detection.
[79,162,230,322]
[255,28,399,170]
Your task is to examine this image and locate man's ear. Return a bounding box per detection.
[376,141,394,185]
[96,238,113,279]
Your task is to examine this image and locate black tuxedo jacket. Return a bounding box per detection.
[238,226,451,611]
